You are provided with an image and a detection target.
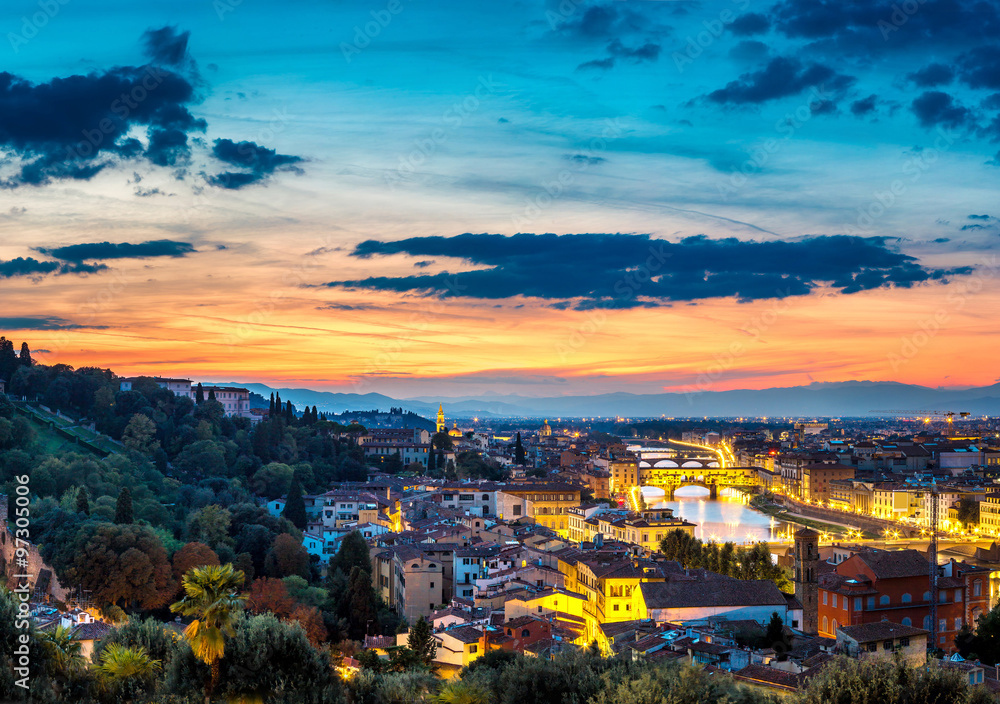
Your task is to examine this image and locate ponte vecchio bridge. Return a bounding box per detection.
[631,443,760,499]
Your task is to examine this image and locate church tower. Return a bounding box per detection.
[794,527,819,635]
[436,404,445,434]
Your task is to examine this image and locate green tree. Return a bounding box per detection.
[38,625,86,696]
[800,655,993,704]
[407,615,437,666]
[957,601,1000,664]
[282,477,308,530]
[122,413,159,454]
[114,486,134,524]
[195,383,205,404]
[765,611,785,648]
[18,341,31,367]
[97,643,162,701]
[170,563,247,703]
[186,505,234,552]
[76,486,90,516]
[957,497,980,530]
[346,565,378,641]
[264,533,310,579]
[331,530,372,576]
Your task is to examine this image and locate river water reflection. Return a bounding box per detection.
[643,486,794,544]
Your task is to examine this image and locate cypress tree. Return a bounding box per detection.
[437,450,445,472]
[76,486,90,516]
[269,392,275,415]
[282,478,308,530]
[18,342,31,367]
[285,400,293,423]
[407,616,437,665]
[426,445,436,474]
[208,387,216,401]
[195,383,205,404]
[311,405,319,423]
[114,487,133,524]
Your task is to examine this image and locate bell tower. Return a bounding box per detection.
[436,404,445,434]
[794,527,819,635]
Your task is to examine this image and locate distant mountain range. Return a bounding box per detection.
[200,380,1000,419]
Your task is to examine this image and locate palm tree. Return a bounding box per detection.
[98,643,162,700]
[170,563,246,703]
[38,625,86,695]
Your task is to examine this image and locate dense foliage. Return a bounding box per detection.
[659,529,792,592]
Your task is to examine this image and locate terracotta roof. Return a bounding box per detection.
[733,664,801,691]
[838,621,928,642]
[852,549,929,579]
[639,579,786,609]
[71,622,113,641]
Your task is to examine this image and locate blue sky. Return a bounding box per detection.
[1,0,999,396]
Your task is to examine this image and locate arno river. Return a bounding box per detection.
[642,486,795,545]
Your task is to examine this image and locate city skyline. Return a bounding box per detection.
[3,0,1000,397]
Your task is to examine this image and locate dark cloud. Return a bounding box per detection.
[907,63,954,87]
[0,64,205,187]
[607,40,660,63]
[957,46,1000,89]
[207,138,303,189]
[969,214,994,220]
[706,57,855,105]
[142,26,190,67]
[0,257,107,279]
[769,0,1000,55]
[413,260,434,268]
[36,239,195,262]
[577,57,616,71]
[728,40,770,62]
[911,91,973,129]
[0,27,301,190]
[933,237,951,243]
[729,13,770,36]
[578,39,660,71]
[557,4,647,40]
[0,316,96,330]
[322,233,968,308]
[566,154,606,165]
[850,94,878,116]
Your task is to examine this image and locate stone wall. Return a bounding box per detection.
[0,494,69,602]
[776,497,918,538]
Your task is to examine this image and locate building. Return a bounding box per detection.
[436,404,445,434]
[635,576,790,626]
[801,462,855,503]
[372,545,446,622]
[793,528,819,635]
[496,482,582,534]
[118,377,253,419]
[610,456,638,495]
[817,548,991,651]
[836,621,928,665]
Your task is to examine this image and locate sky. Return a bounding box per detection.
[1,0,1000,399]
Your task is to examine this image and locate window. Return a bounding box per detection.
[902,617,912,627]
[939,592,947,603]
[538,606,543,613]
[883,640,893,651]
[482,495,489,500]
[867,643,878,653]
[923,591,932,601]
[879,595,890,606]
[823,592,828,605]
[469,645,478,653]
[974,580,983,597]
[513,505,522,516]
[900,637,909,647]
[939,619,947,634]
[522,629,530,637]
[613,604,619,611]
[867,597,875,610]
[955,590,962,603]
[854,597,862,610]
[822,616,828,633]
[901,593,912,604]
[923,616,932,631]
[832,619,839,632]
[832,594,838,608]
[956,618,963,631]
